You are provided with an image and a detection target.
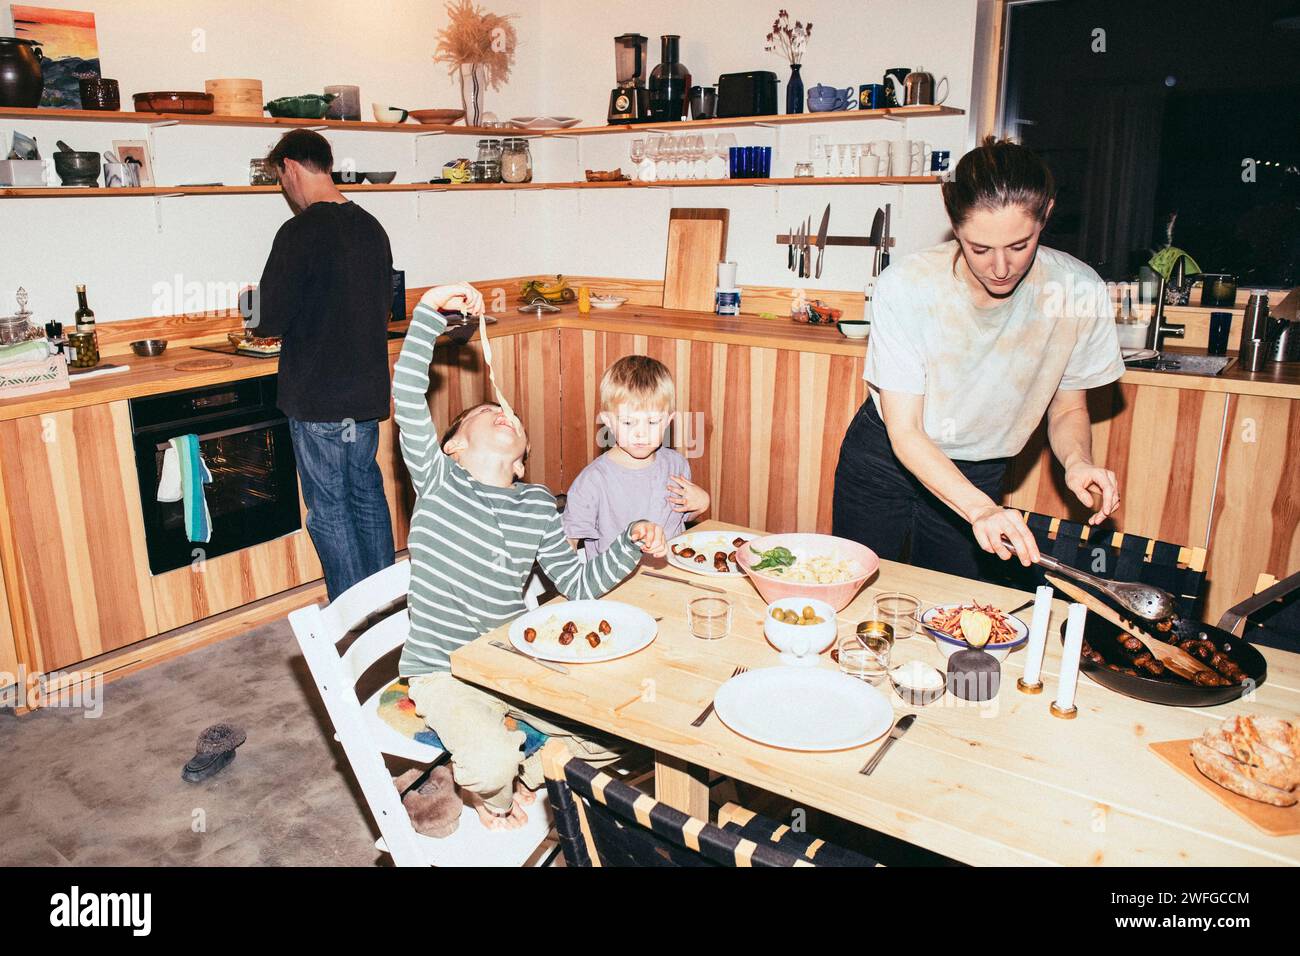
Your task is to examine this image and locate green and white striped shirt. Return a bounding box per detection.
[394,303,642,676]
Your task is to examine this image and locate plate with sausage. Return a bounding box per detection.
[508,600,658,664]
[667,531,755,576]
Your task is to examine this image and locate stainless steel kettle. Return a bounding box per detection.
[903,70,948,106]
[1269,319,1300,363]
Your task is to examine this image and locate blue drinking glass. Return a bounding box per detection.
[757,146,772,178]
[742,146,756,179]
[728,146,741,179]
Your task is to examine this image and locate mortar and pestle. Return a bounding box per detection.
[53,140,100,186]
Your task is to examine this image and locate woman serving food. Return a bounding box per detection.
[833,137,1125,580]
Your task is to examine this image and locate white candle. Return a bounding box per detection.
[1021,585,1054,687]
[1054,602,1089,713]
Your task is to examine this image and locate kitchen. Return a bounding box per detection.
[0,0,1298,896]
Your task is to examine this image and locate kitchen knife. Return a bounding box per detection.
[803,215,812,278]
[880,203,892,271]
[787,222,795,271]
[814,203,831,279]
[868,207,885,277]
[793,221,803,276]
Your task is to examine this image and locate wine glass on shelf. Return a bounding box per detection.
[643,135,661,182]
[629,138,646,181]
[693,135,709,180]
[836,144,851,179]
[715,132,737,178]
[676,133,696,180]
[658,134,676,181]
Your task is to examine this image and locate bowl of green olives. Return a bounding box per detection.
[764,597,838,666]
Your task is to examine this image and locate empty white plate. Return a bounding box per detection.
[713,667,894,751]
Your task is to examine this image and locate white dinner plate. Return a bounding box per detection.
[713,667,894,751]
[1122,347,1158,362]
[667,530,755,576]
[508,600,657,663]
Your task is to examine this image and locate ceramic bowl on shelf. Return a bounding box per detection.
[837,320,870,339]
[133,91,214,114]
[409,108,465,125]
[363,171,397,184]
[589,295,628,310]
[265,94,336,119]
[371,104,409,124]
[53,150,100,186]
[331,169,364,184]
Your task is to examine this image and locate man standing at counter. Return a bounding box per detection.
[833,137,1124,579]
[244,129,395,600]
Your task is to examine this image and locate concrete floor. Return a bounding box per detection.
[0,618,389,866]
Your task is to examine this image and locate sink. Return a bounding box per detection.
[1125,354,1233,376]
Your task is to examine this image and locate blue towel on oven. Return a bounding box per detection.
[165,434,212,545]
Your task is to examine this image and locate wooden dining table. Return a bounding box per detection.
[452,520,1300,866]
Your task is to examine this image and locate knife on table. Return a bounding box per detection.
[860,713,916,775]
[814,203,831,279]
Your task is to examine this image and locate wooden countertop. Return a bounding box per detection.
[3,305,1298,421]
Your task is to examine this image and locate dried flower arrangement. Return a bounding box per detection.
[765,9,812,65]
[433,0,518,124]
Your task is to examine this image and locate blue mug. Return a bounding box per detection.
[859,84,886,110]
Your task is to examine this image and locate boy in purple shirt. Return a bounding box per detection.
[565,356,710,556]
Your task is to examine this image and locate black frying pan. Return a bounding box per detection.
[1059,606,1267,708]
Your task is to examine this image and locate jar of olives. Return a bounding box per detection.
[66,330,99,368]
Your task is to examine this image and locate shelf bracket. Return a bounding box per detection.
[146,119,180,130]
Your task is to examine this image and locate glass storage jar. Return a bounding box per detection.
[475,138,502,183]
[66,330,99,368]
[500,138,532,184]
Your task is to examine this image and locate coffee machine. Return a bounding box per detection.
[608,33,650,124]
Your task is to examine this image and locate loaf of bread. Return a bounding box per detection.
[1190,716,1300,806]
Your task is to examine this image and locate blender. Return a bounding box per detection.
[608,33,650,124]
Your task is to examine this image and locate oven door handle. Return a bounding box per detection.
[152,417,288,452]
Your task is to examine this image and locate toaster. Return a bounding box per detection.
[715,71,778,118]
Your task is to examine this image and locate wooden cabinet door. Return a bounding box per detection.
[150,527,323,633]
[0,402,157,672]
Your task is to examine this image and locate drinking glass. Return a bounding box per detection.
[836,144,851,178]
[716,133,737,177]
[687,597,732,640]
[675,135,693,181]
[728,146,742,179]
[873,592,920,641]
[838,633,890,684]
[692,135,709,180]
[657,135,675,181]
[629,138,646,181]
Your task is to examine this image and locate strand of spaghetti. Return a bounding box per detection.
[476,310,523,435]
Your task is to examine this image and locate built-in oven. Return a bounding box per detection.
[130,376,303,575]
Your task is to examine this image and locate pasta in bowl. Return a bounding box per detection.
[736,533,879,611]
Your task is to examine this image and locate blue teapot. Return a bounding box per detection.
[807,84,857,112]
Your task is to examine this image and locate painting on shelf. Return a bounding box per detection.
[111,140,153,186]
[10,5,101,109]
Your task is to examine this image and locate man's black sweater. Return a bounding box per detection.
[250,200,394,423]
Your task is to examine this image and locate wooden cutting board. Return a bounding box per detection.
[1149,739,1300,835]
[662,208,729,312]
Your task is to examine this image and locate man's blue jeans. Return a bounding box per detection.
[289,418,395,601]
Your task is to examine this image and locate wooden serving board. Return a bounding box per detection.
[1150,739,1300,836]
[662,208,729,313]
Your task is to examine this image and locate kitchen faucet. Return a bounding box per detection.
[1144,272,1185,352]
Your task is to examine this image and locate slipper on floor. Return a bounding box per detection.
[181,721,247,783]
[182,748,236,783]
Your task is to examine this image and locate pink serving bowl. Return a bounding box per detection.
[735,533,879,612]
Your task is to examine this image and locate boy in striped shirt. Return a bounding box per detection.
[394,283,665,830]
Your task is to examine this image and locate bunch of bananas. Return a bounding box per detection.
[519,275,577,305]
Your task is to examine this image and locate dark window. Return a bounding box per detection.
[1002,0,1300,287]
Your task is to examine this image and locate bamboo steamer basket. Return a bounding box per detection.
[205,78,264,117]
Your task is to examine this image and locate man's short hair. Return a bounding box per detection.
[265,129,333,174]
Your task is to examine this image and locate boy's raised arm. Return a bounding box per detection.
[393,302,450,497]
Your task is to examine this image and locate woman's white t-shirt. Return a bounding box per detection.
[863,240,1124,461]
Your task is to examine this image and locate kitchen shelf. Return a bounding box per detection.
[0,175,942,199]
[0,103,963,138]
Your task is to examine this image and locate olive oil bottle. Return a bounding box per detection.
[73,284,95,334]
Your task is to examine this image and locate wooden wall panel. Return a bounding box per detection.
[0,402,157,671]
[555,329,868,535]
[0,546,18,685]
[1003,382,1225,550]
[1204,396,1300,620]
